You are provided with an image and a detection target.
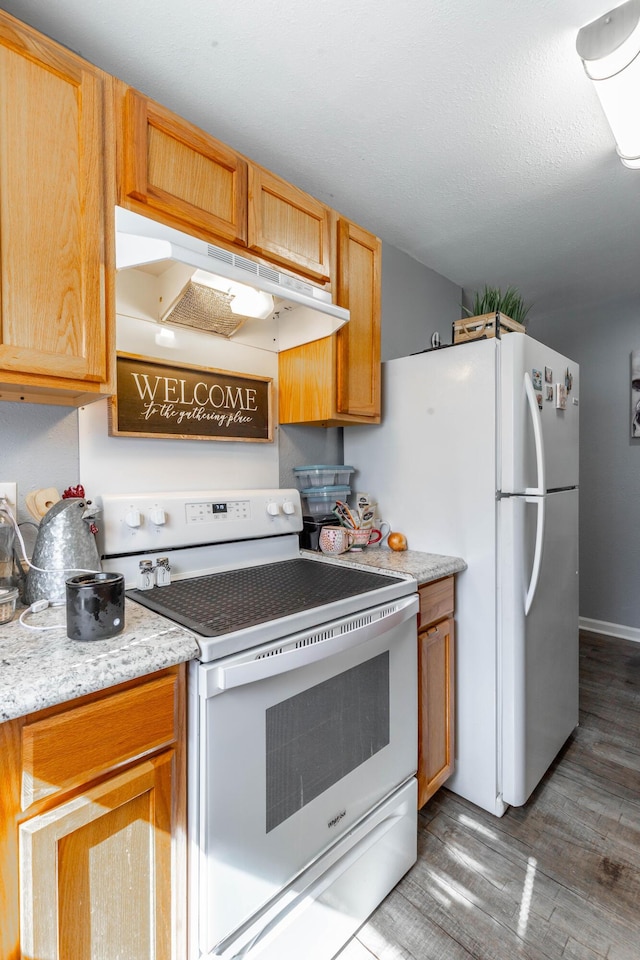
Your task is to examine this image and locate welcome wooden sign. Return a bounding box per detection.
[110,353,273,442]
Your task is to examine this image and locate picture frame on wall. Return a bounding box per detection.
[109,353,273,442]
[632,349,640,438]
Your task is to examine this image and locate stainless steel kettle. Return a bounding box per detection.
[25,498,101,604]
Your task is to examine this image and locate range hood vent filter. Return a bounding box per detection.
[162,281,246,338]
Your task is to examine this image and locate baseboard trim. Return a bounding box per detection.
[580,617,640,644]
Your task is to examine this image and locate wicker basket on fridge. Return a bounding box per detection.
[452,311,526,344]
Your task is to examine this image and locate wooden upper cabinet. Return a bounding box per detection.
[0,10,114,405]
[248,165,331,282]
[119,85,248,245]
[335,218,381,418]
[278,216,381,426]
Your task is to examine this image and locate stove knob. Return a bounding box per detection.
[149,507,166,525]
[266,501,280,517]
[282,500,296,516]
[124,508,142,528]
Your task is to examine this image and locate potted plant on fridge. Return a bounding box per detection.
[453,285,532,343]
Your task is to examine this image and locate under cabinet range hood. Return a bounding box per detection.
[115,207,349,353]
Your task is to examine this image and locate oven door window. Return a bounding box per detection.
[266,651,389,832]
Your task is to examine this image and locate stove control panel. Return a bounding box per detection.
[97,488,303,557]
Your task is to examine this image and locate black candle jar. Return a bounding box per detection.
[66,571,125,641]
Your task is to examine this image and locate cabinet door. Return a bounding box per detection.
[0,14,111,396]
[278,217,381,425]
[121,86,248,245]
[20,752,173,960]
[248,165,331,282]
[335,218,381,419]
[418,617,455,808]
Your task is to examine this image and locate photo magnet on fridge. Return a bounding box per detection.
[545,367,553,383]
[532,369,542,390]
[556,383,567,410]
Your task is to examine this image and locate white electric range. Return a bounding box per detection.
[99,488,419,960]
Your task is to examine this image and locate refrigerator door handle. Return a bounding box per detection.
[523,372,546,496]
[524,496,545,615]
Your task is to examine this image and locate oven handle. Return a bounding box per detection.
[202,593,418,696]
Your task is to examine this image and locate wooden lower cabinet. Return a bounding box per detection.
[20,753,173,960]
[417,577,456,808]
[0,665,186,960]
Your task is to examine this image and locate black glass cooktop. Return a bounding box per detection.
[127,558,403,638]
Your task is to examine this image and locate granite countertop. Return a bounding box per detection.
[0,547,465,724]
[302,547,466,584]
[0,599,199,723]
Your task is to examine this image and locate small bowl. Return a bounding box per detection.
[0,587,18,624]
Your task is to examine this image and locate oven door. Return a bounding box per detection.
[189,592,418,957]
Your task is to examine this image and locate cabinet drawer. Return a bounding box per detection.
[418,576,454,629]
[21,672,178,809]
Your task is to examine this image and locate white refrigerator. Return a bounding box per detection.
[344,333,579,817]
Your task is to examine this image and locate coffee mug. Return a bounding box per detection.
[348,528,373,551]
[367,521,390,545]
[319,525,353,555]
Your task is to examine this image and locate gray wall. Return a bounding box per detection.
[0,403,79,553]
[531,300,640,630]
[381,242,462,360]
[278,424,342,488]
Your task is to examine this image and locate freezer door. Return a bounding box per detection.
[500,334,579,493]
[499,489,579,807]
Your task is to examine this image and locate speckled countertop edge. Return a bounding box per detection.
[301,547,467,584]
[1,549,466,723]
[0,599,199,723]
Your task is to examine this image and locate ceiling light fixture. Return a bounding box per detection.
[577,0,640,168]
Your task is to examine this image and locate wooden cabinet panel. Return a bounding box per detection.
[20,753,173,960]
[248,165,331,282]
[0,665,186,960]
[335,218,381,419]
[0,11,114,404]
[418,576,455,629]
[418,616,455,808]
[278,335,337,424]
[278,217,381,425]
[22,672,178,808]
[121,86,248,245]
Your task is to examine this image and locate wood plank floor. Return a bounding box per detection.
[338,632,640,960]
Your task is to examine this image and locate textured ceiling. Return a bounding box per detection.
[3,0,639,324]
